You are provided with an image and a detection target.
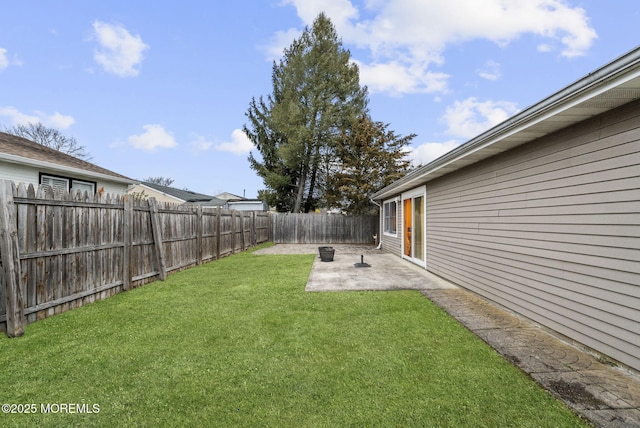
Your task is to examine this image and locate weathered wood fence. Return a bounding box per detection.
[271,212,379,244]
[0,181,270,335]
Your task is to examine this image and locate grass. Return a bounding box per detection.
[0,243,588,427]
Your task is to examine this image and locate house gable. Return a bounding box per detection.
[0,132,135,194]
[129,182,226,206]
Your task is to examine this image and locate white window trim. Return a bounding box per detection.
[383,198,398,237]
[71,179,95,195]
[40,173,96,195]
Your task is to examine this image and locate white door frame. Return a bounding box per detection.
[401,186,426,268]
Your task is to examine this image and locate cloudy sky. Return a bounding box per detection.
[1,1,638,198]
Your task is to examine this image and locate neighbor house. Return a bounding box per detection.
[0,131,135,195]
[214,192,269,211]
[372,48,640,372]
[127,181,226,207]
[215,191,244,201]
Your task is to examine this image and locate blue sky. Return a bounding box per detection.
[1,1,638,198]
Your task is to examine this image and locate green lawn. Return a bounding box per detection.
[0,243,587,427]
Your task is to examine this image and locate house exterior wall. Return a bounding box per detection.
[424,99,640,371]
[227,200,268,211]
[0,160,129,195]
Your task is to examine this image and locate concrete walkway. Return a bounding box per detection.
[254,244,640,427]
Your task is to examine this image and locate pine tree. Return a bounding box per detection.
[326,116,415,214]
[244,13,368,212]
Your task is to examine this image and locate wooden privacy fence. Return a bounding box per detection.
[0,181,270,335]
[271,212,379,244]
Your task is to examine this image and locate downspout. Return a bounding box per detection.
[370,198,382,250]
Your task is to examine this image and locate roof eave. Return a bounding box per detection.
[372,46,640,201]
[0,152,136,185]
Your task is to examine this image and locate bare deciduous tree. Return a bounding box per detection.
[3,122,91,160]
[144,176,175,187]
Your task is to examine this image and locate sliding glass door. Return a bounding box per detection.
[402,189,425,266]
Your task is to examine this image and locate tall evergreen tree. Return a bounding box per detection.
[244,13,368,212]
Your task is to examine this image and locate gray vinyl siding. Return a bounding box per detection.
[426,99,640,371]
[0,160,39,185]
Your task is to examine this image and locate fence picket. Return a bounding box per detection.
[0,181,25,336]
[270,213,378,244]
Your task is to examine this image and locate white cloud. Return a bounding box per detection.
[0,48,22,70]
[260,27,302,62]
[408,140,461,166]
[0,48,8,70]
[189,134,214,153]
[355,60,449,95]
[92,21,149,77]
[537,43,553,53]
[442,97,519,139]
[476,60,501,81]
[46,112,75,129]
[0,106,75,129]
[281,0,359,28]
[274,0,597,95]
[127,124,177,151]
[0,107,39,125]
[215,129,254,155]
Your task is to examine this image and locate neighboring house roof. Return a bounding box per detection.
[227,199,269,208]
[215,192,245,201]
[373,46,640,200]
[140,182,225,206]
[0,131,135,184]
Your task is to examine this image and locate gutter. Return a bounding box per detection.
[369,197,383,249]
[372,46,640,200]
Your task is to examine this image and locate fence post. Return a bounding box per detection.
[231,210,236,254]
[251,211,256,247]
[122,196,133,291]
[148,198,167,281]
[0,180,25,337]
[196,205,203,265]
[240,211,246,251]
[216,207,221,260]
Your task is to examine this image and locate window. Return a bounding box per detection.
[71,179,95,195]
[40,175,69,192]
[40,173,96,195]
[383,200,397,235]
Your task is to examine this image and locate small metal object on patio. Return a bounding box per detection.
[354,254,371,268]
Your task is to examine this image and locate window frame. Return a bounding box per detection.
[383,199,398,236]
[39,173,96,196]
